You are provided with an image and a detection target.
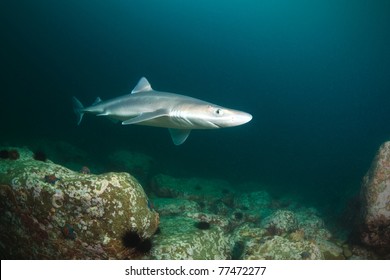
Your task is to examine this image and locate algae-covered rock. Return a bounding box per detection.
[244,235,323,260]
[261,210,298,234]
[315,239,344,259]
[232,223,339,260]
[360,141,390,251]
[0,147,159,259]
[295,208,332,240]
[349,244,378,260]
[234,191,273,219]
[234,190,272,210]
[186,212,231,230]
[150,216,233,260]
[154,198,200,216]
[233,224,321,260]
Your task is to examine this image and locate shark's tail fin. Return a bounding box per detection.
[72,96,84,125]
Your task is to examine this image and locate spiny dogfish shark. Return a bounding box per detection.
[72,77,252,145]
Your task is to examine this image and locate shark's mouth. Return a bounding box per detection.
[206,121,222,129]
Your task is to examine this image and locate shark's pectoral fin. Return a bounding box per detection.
[122,109,168,125]
[169,129,191,145]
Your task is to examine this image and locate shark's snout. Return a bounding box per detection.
[239,112,253,124]
[229,110,252,126]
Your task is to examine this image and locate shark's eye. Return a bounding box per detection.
[214,108,223,116]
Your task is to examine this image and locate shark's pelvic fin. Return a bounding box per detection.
[97,112,109,116]
[121,109,168,125]
[131,77,153,94]
[169,129,191,145]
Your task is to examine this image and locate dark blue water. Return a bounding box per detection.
[1,0,389,211]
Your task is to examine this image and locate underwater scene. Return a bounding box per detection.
[0,1,389,259]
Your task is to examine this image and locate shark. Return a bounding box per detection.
[72,77,252,145]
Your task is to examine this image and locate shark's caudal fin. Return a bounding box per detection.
[72,97,85,125]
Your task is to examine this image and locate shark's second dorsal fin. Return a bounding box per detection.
[131,77,153,94]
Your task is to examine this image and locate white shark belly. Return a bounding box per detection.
[129,115,211,129]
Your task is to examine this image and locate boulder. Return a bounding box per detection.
[295,208,331,241]
[243,235,323,260]
[154,198,200,216]
[234,191,272,216]
[261,210,298,235]
[0,147,159,259]
[360,141,390,252]
[150,216,233,260]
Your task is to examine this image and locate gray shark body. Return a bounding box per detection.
[73,77,252,145]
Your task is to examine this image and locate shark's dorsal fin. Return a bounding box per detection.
[93,97,102,105]
[122,109,168,125]
[169,129,191,145]
[131,77,153,94]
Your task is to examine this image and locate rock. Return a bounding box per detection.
[154,198,200,216]
[150,216,233,259]
[232,223,342,260]
[0,147,159,259]
[359,141,390,252]
[349,245,378,260]
[316,239,344,259]
[289,229,305,242]
[261,210,298,235]
[343,245,353,258]
[233,191,273,222]
[234,190,272,211]
[295,208,332,240]
[243,235,323,260]
[186,212,231,231]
